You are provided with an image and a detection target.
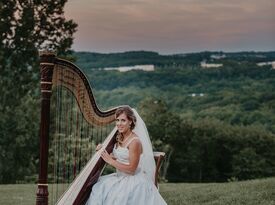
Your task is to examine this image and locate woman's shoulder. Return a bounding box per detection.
[126,134,141,148]
[131,133,141,143]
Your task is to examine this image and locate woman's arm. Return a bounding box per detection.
[100,139,142,175]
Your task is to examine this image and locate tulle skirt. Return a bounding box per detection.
[85,172,167,205]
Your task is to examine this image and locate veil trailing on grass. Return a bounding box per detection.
[132,109,156,183]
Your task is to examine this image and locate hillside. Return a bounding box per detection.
[70,51,275,183]
[73,51,275,134]
[74,50,275,70]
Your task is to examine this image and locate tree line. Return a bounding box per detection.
[74,50,275,70]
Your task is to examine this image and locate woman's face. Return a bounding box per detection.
[116,112,132,134]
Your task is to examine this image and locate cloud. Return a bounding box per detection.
[65,0,275,53]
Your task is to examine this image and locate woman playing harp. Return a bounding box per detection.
[86,106,167,205]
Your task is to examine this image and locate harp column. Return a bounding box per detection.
[36,52,56,205]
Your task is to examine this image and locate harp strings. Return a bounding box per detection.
[48,67,115,205]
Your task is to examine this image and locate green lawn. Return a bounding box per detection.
[161,178,275,205]
[0,184,36,205]
[0,178,274,205]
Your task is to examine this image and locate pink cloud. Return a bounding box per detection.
[65,0,275,53]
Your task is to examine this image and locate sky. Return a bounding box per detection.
[65,0,275,54]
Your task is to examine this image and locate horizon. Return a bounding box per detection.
[73,49,275,55]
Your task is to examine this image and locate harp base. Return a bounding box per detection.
[36,184,49,205]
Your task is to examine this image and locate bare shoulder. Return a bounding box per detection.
[132,133,141,144]
[128,134,142,149]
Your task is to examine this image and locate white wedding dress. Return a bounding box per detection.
[85,137,167,205]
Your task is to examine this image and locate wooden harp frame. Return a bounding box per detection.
[36,51,119,205]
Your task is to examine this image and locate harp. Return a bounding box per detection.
[36,52,120,205]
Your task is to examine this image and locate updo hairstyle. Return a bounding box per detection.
[115,106,137,144]
[115,106,136,130]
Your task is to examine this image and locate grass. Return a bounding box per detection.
[0,184,36,205]
[0,178,274,205]
[160,177,275,205]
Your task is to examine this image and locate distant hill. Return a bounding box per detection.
[73,50,275,70]
[71,50,275,135]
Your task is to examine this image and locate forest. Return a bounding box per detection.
[73,51,275,182]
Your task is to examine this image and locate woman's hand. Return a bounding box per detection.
[101,149,114,165]
[96,144,102,151]
[110,153,117,160]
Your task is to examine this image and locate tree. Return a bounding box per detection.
[0,0,77,183]
[0,0,77,105]
[232,147,266,180]
[138,97,181,181]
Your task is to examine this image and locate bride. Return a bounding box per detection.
[86,106,167,205]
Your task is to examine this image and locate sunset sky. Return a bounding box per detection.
[65,0,275,54]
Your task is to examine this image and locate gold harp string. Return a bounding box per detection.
[67,71,72,184]
[62,81,67,195]
[71,70,76,182]
[79,100,84,173]
[53,69,60,204]
[56,66,63,201]
[74,79,80,179]
[89,120,95,158]
[47,60,118,204]
[53,64,59,205]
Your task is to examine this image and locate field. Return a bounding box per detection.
[161,177,275,205]
[0,177,274,205]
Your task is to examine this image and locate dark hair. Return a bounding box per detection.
[115,106,136,130]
